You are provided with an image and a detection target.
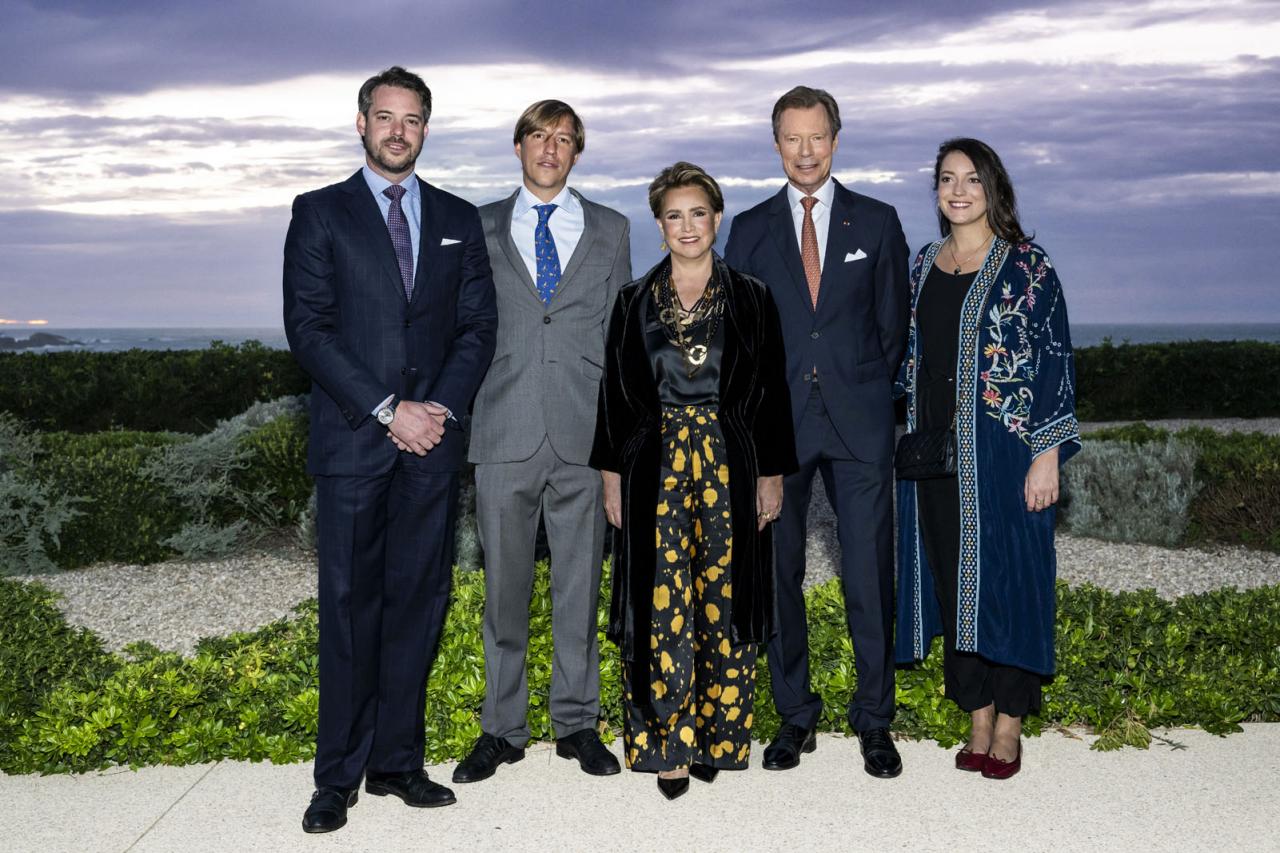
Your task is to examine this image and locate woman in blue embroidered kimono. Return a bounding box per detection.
[894,138,1080,780]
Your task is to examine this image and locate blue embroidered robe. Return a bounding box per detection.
[894,239,1080,675]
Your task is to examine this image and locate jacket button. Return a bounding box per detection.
[543,316,551,324]
[404,321,411,328]
[810,330,820,339]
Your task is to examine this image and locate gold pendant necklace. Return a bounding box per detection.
[949,232,992,274]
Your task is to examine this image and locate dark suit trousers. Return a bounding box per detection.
[769,383,896,732]
[313,462,458,790]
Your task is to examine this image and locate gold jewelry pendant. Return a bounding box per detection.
[687,344,708,366]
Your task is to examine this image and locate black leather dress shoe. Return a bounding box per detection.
[656,775,689,800]
[762,723,817,770]
[301,786,357,833]
[689,763,719,783]
[858,727,903,779]
[365,769,456,807]
[555,729,621,776]
[452,733,525,783]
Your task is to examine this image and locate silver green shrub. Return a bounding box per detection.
[0,414,83,574]
[1059,437,1201,546]
[144,396,307,558]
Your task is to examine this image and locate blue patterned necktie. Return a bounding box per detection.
[534,203,561,304]
[383,184,414,300]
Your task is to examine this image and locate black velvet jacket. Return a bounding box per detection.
[590,254,798,672]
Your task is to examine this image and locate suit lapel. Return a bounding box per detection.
[411,177,443,309]
[492,190,541,301]
[766,187,811,309]
[554,189,598,302]
[816,181,856,315]
[340,171,407,302]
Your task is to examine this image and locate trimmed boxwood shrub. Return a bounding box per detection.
[1073,340,1280,420]
[34,431,189,567]
[4,565,1277,775]
[0,342,307,434]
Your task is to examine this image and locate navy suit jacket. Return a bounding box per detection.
[283,170,498,476]
[724,179,909,461]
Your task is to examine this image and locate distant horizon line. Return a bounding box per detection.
[12,321,1280,331]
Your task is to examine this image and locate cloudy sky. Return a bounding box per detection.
[1,0,1277,328]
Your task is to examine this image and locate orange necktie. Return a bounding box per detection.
[800,196,821,309]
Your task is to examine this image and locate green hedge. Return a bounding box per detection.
[0,342,307,434]
[1073,340,1280,421]
[1079,424,1280,551]
[0,407,312,573]
[34,431,189,567]
[3,341,1280,433]
[4,566,1277,775]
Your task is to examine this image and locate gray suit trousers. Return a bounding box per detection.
[475,438,606,746]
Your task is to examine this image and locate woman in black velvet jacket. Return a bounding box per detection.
[590,162,796,799]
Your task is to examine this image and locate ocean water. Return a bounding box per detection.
[3,323,1280,353]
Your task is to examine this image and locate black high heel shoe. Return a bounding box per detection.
[689,763,719,783]
[656,775,689,800]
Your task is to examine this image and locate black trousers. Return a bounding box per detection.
[770,384,895,732]
[313,462,458,789]
[917,474,1042,717]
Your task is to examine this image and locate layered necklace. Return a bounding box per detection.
[653,264,723,378]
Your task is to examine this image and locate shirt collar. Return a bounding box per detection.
[515,183,577,218]
[787,176,835,211]
[362,165,419,202]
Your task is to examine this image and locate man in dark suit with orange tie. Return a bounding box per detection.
[283,66,497,833]
[724,85,909,779]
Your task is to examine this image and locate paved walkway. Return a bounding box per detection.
[9,726,1279,852]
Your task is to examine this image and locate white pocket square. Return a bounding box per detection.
[440,237,461,246]
[845,249,867,262]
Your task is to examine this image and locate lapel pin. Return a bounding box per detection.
[842,220,851,227]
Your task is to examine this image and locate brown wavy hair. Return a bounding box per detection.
[932,138,1030,242]
[647,162,724,218]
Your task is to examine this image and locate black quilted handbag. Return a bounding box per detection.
[894,426,957,480]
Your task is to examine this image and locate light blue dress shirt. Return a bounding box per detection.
[510,184,584,282]
[362,165,421,271]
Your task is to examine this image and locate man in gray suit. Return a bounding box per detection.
[453,100,632,783]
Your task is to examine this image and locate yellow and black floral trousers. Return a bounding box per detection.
[623,405,757,772]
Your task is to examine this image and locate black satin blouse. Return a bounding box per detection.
[643,289,723,406]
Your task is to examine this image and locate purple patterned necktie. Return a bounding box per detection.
[383,184,414,300]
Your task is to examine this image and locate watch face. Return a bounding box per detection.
[377,406,394,425]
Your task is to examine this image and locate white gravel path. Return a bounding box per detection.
[16,532,1280,657]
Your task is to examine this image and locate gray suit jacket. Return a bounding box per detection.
[468,187,632,465]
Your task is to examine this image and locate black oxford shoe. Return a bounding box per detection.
[365,769,456,807]
[858,727,903,779]
[762,723,816,770]
[555,729,621,776]
[452,733,526,783]
[301,786,357,833]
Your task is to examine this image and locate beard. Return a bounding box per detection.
[362,133,421,177]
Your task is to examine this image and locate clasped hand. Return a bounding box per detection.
[387,401,449,456]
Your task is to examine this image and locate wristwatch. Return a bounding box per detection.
[376,401,397,426]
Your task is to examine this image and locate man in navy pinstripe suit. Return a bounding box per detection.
[284,66,497,834]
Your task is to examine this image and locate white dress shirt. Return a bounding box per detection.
[510,184,584,282]
[787,177,835,272]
